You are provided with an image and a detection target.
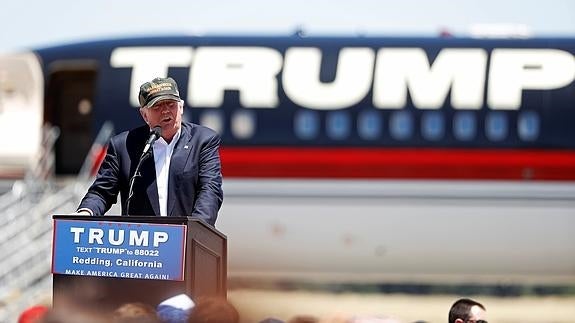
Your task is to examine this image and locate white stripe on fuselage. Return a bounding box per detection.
[218,179,575,284]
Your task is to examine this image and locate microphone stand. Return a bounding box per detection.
[125,126,161,214]
[125,150,152,214]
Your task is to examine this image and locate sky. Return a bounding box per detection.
[1,0,574,53]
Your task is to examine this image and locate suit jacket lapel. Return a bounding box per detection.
[167,125,194,216]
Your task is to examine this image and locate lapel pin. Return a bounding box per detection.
[184,145,189,149]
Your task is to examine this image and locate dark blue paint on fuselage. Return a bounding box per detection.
[34,36,575,149]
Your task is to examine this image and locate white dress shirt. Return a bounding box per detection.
[153,130,181,216]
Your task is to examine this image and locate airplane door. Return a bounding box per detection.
[0,53,43,178]
[46,70,96,175]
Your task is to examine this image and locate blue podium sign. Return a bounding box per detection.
[52,219,187,281]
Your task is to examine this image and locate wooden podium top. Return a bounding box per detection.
[52,215,226,239]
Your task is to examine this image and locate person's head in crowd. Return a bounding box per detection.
[138,77,184,143]
[259,318,285,323]
[287,315,319,323]
[18,305,49,323]
[186,296,239,323]
[448,298,487,323]
[112,302,160,323]
[38,306,108,323]
[156,293,195,323]
[349,315,403,323]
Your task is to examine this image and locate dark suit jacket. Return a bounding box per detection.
[78,122,223,226]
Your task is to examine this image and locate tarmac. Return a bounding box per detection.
[228,289,575,323]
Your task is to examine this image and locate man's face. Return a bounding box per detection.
[140,99,183,140]
[466,305,487,323]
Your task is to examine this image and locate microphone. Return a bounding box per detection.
[142,126,162,157]
[126,126,162,214]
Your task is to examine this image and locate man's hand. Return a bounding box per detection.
[70,209,93,216]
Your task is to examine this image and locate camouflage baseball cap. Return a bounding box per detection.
[138,77,181,109]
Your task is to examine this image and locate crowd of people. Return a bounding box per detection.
[17,293,237,323]
[17,295,486,323]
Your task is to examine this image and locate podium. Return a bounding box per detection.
[52,215,227,310]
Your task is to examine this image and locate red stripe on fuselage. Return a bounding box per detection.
[220,147,575,180]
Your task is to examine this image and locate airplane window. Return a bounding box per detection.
[358,110,382,140]
[199,110,224,134]
[421,111,444,141]
[453,111,476,141]
[485,112,508,141]
[231,110,256,139]
[326,111,351,140]
[77,99,92,115]
[390,111,413,141]
[518,111,540,141]
[294,110,320,140]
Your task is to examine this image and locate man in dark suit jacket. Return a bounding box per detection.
[77,77,223,226]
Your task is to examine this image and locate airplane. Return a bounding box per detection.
[0,35,574,286]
